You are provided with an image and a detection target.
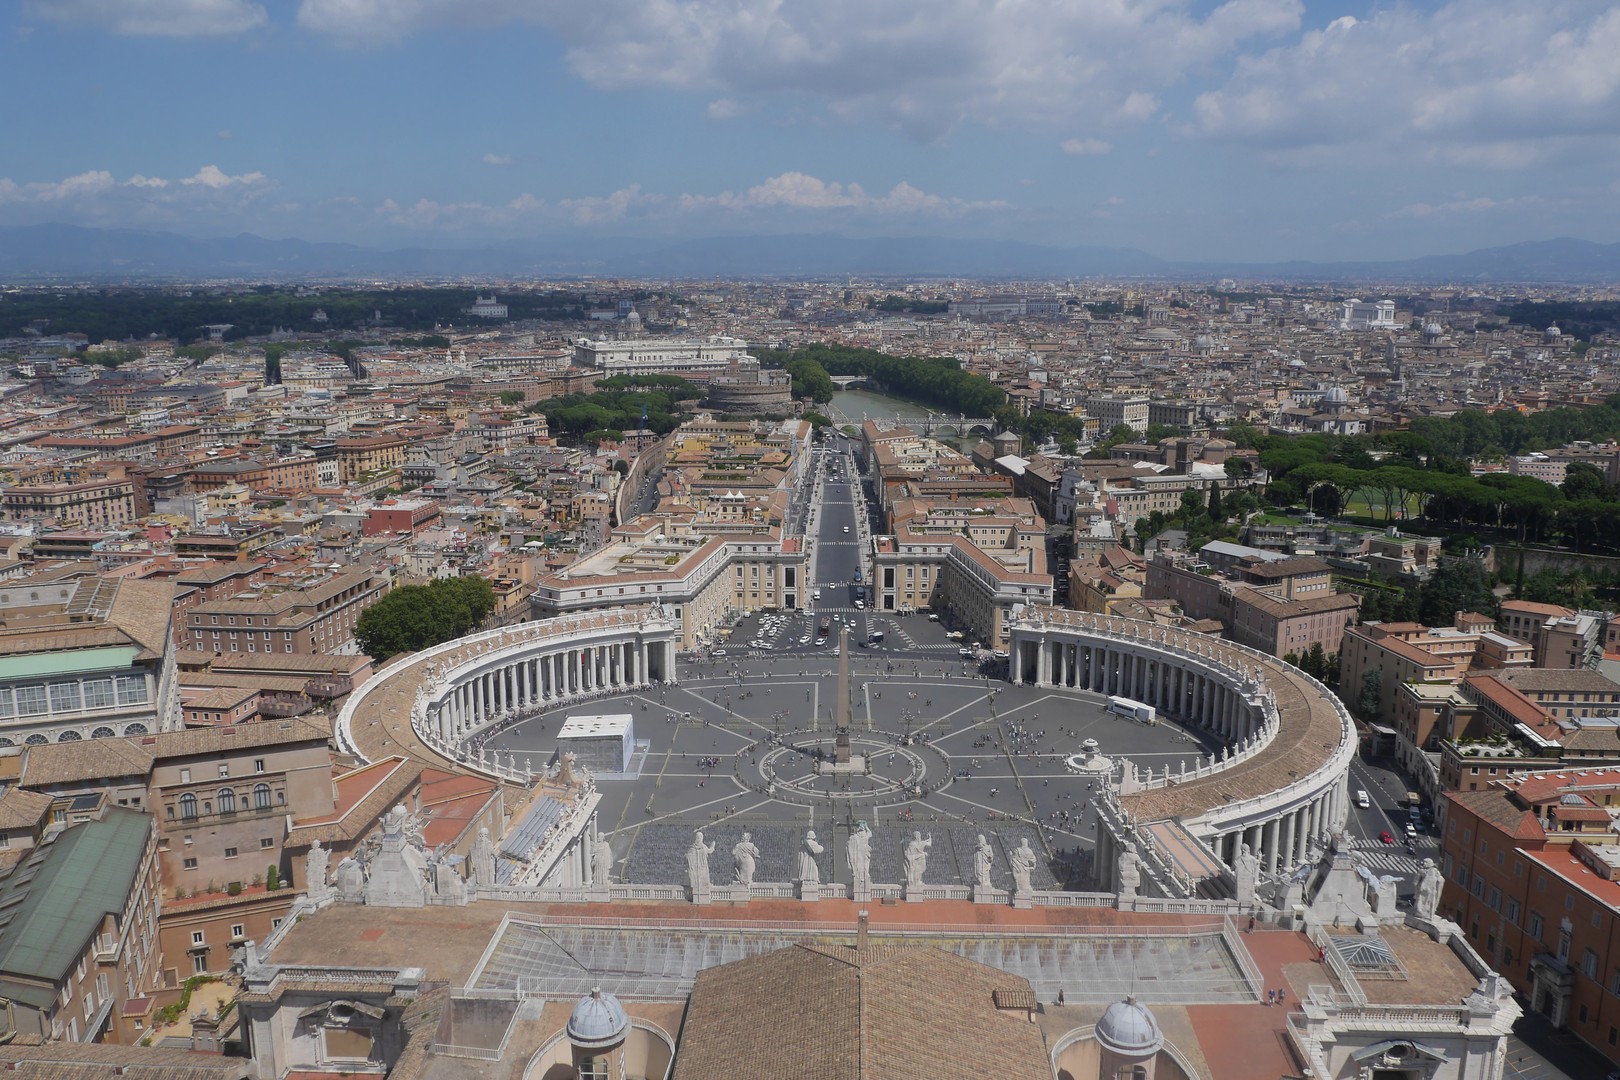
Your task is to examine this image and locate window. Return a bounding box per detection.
[191,931,205,946]
[191,954,207,974]
[83,680,115,712]
[1529,912,1544,940]
[49,682,81,712]
[224,847,238,859]
[260,837,274,849]
[231,924,244,938]
[15,685,47,716]
[253,784,272,810]
[1586,949,1600,979]
[271,918,284,931]
[218,763,229,778]
[577,1058,609,1080]
[179,768,191,784]
[115,676,147,706]
[182,857,198,870]
[254,758,265,774]
[1507,898,1520,923]
[218,788,236,814]
[179,793,197,820]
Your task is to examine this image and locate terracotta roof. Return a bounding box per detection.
[672,943,1050,1080]
[0,1042,250,1080]
[286,756,421,848]
[1445,788,1546,842]
[19,716,332,788]
[0,788,53,831]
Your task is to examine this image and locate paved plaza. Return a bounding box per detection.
[486,611,1222,893]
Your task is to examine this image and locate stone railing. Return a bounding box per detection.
[335,608,675,775]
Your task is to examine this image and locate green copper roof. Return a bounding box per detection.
[0,807,151,986]
[0,646,138,683]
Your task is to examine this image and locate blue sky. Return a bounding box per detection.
[2,0,1617,262]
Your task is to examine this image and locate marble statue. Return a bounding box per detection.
[1117,842,1141,898]
[592,834,614,886]
[470,827,496,886]
[733,832,761,886]
[305,839,330,898]
[1009,838,1037,895]
[687,830,716,892]
[798,830,824,885]
[847,821,873,889]
[1415,857,1444,919]
[1234,842,1261,909]
[903,831,932,888]
[972,834,994,889]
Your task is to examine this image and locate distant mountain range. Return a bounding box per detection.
[1,223,1617,284]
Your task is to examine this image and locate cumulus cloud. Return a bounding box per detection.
[1192,1,1620,164]
[295,0,1301,138]
[0,166,272,229]
[1061,138,1112,156]
[25,0,268,37]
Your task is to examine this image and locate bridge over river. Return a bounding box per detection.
[825,405,997,437]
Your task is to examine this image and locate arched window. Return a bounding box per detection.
[90,727,116,739]
[180,793,198,820]
[23,734,47,746]
[218,788,236,814]
[123,723,148,736]
[57,730,82,742]
[253,784,272,810]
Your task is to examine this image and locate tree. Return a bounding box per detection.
[1562,460,1611,503]
[498,390,526,406]
[1356,669,1384,722]
[1207,483,1224,521]
[1417,556,1496,626]
[354,577,497,661]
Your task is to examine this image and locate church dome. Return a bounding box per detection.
[1322,385,1350,406]
[1096,996,1163,1058]
[567,988,630,1049]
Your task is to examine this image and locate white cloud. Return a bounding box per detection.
[368,171,1003,234]
[26,0,268,37]
[482,153,514,166]
[1193,1,1620,165]
[706,98,746,120]
[295,0,1302,138]
[1387,195,1543,220]
[1061,138,1112,156]
[0,166,272,230]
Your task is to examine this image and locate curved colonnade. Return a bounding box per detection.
[336,610,679,781]
[1009,608,1356,883]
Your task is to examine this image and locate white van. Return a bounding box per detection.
[1356,789,1371,809]
[812,588,822,601]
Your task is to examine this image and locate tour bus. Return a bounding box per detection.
[868,630,884,644]
[1107,696,1157,724]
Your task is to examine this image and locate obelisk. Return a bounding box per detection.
[835,624,852,764]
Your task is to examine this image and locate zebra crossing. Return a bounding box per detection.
[1349,843,1426,876]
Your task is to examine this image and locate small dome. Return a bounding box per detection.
[567,988,629,1049]
[1096,996,1163,1058]
[1322,385,1349,405]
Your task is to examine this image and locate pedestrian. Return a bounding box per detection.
[1057,988,1065,1006]
[1247,915,1256,933]
[1277,988,1286,1007]
[1267,989,1276,1007]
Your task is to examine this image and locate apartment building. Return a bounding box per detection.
[530,521,806,648]
[184,567,389,656]
[1145,545,1359,660]
[0,572,182,746]
[1080,394,1150,434]
[0,464,138,529]
[188,455,319,495]
[1498,600,1606,669]
[1441,769,1620,1068]
[573,335,749,378]
[334,434,407,483]
[0,807,162,1044]
[1338,616,1532,724]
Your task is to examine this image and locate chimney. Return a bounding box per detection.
[857,909,868,950]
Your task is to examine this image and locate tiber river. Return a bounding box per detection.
[827,386,985,452]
